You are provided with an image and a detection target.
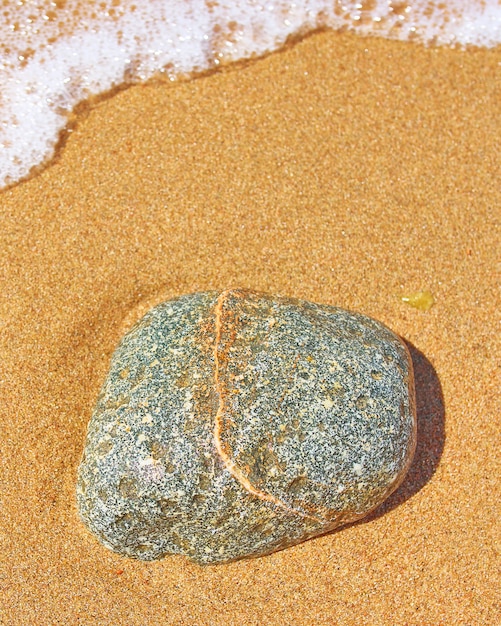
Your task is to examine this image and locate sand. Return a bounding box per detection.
[0,31,500,625]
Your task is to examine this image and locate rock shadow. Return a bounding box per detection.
[353,341,445,525]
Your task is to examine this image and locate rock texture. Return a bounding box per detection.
[77,289,416,565]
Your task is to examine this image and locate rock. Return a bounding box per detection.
[77,289,416,565]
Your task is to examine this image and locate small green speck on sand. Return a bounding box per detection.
[400,290,435,311]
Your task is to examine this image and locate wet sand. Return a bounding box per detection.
[0,31,499,625]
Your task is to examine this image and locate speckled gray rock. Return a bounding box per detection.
[77,289,416,565]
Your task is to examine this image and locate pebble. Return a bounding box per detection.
[77,289,416,565]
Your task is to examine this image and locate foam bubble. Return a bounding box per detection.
[1,0,500,189]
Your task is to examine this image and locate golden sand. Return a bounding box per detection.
[0,31,499,624]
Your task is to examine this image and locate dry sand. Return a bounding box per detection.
[0,31,500,625]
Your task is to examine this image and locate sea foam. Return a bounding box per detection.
[1,0,500,190]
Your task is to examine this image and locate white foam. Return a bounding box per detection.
[1,0,500,189]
